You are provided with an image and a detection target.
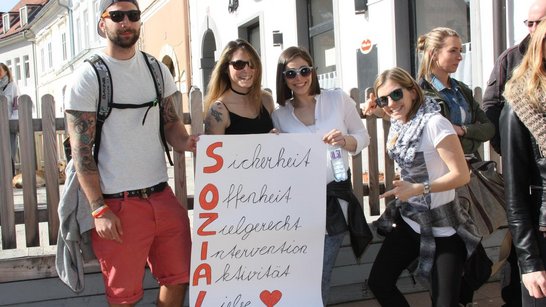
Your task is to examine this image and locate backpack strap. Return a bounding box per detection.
[85,52,174,166]
[142,51,173,166]
[85,54,113,164]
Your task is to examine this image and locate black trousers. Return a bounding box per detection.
[368,217,466,307]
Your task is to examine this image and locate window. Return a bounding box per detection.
[83,9,89,49]
[40,48,45,72]
[19,6,28,27]
[410,0,471,85]
[2,14,9,33]
[238,17,261,57]
[247,24,261,55]
[23,55,30,85]
[6,60,12,75]
[61,32,67,61]
[94,0,100,40]
[76,17,81,53]
[308,0,336,89]
[47,42,53,69]
[14,58,21,81]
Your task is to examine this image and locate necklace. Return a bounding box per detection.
[230,84,249,96]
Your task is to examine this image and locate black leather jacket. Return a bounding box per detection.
[500,104,546,274]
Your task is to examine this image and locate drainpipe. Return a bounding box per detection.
[58,0,74,59]
[492,0,506,58]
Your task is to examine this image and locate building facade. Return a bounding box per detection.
[189,0,531,105]
[0,0,192,118]
[0,0,534,123]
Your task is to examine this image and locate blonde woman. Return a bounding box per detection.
[204,39,274,135]
[502,19,546,306]
[415,27,494,158]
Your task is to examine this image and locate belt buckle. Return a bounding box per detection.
[140,188,149,199]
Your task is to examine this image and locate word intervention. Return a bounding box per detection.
[218,216,302,240]
[210,240,308,260]
[216,264,291,283]
[223,184,292,208]
[227,144,312,170]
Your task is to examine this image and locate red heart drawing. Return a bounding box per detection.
[260,290,282,307]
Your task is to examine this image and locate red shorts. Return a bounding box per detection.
[91,186,192,305]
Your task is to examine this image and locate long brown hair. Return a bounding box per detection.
[0,63,13,83]
[275,46,320,106]
[203,39,263,113]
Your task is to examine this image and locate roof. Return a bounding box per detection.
[0,0,48,40]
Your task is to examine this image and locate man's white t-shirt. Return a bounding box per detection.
[64,51,177,194]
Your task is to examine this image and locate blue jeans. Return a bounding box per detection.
[322,232,345,306]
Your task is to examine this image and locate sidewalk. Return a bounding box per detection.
[331,281,504,306]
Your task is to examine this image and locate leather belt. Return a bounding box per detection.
[103,182,168,199]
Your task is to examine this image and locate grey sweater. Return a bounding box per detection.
[55,159,96,292]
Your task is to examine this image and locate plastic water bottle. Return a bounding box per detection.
[329,145,347,182]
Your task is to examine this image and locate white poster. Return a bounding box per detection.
[190,134,326,307]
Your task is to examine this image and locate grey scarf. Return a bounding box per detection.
[387,97,441,168]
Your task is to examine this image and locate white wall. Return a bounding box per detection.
[189,0,301,93]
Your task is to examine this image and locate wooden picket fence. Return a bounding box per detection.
[0,88,503,306]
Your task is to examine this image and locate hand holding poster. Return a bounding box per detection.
[191,134,326,307]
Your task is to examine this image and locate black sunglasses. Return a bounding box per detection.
[283,67,313,79]
[102,10,141,23]
[229,60,253,70]
[375,88,404,107]
[524,19,542,27]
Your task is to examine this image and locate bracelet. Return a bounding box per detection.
[422,180,431,195]
[91,205,110,218]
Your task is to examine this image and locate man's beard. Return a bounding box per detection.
[106,28,140,48]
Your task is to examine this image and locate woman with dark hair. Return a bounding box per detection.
[203,39,274,135]
[272,46,370,305]
[367,67,478,307]
[0,63,20,176]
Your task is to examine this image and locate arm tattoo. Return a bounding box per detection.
[210,108,223,123]
[162,94,180,124]
[204,103,224,134]
[66,110,98,173]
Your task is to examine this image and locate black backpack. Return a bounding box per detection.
[64,51,173,166]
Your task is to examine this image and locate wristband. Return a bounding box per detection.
[92,205,110,218]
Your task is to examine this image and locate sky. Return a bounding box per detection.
[0,0,21,12]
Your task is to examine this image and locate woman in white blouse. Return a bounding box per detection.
[272,46,370,305]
